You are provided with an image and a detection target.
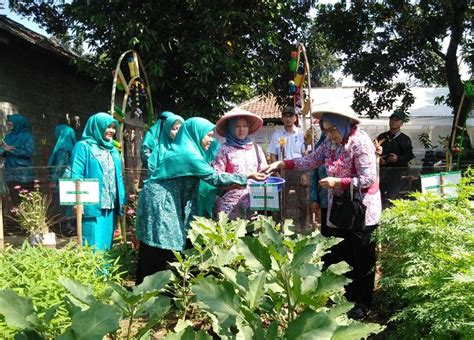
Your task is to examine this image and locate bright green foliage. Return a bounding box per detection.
[314,0,472,123]
[377,168,474,338]
[188,216,383,339]
[0,243,122,338]
[9,1,340,118]
[0,270,173,339]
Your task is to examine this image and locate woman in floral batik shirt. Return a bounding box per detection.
[264,108,381,320]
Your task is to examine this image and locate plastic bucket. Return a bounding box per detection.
[249,176,285,192]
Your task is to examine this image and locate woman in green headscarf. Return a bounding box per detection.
[70,112,125,251]
[135,117,267,284]
[196,138,220,217]
[48,124,77,185]
[146,113,184,177]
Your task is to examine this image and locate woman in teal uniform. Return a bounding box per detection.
[48,124,77,185]
[70,112,125,251]
[135,117,267,284]
[2,114,35,184]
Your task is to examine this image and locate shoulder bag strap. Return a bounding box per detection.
[253,142,261,171]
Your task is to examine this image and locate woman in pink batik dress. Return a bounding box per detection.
[213,108,267,220]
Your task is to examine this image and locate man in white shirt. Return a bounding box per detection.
[268,106,308,232]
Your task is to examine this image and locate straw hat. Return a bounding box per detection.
[215,107,263,137]
[311,104,361,125]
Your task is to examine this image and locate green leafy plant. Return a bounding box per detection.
[0,243,122,338]
[188,216,383,339]
[377,167,474,338]
[0,271,173,339]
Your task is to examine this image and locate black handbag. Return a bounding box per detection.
[329,181,366,232]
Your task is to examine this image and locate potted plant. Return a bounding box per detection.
[9,183,63,247]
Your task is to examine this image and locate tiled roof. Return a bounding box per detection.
[238,94,282,120]
[0,15,78,59]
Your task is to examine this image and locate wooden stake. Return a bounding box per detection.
[0,198,4,250]
[75,180,83,247]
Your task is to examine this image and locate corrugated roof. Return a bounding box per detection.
[0,15,78,59]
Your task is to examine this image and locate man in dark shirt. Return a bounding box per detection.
[377,111,415,207]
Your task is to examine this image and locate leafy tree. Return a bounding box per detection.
[9,0,337,119]
[314,0,472,134]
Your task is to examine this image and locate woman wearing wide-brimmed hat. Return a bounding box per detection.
[213,108,267,220]
[264,106,381,320]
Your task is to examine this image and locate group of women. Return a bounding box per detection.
[2,107,381,319]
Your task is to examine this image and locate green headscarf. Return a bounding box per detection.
[48,124,77,166]
[81,112,118,150]
[148,117,215,181]
[197,138,220,217]
[147,113,184,175]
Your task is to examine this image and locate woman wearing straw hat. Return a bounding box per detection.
[213,108,267,220]
[264,107,381,320]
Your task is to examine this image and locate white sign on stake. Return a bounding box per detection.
[420,171,462,198]
[249,183,280,211]
[59,179,100,205]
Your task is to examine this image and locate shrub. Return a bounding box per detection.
[377,168,474,338]
[0,243,122,338]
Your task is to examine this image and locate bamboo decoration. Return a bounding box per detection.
[110,50,155,242]
[292,43,314,148]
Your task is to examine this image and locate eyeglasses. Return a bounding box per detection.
[322,126,339,135]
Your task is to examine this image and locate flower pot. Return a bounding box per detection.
[28,232,57,248]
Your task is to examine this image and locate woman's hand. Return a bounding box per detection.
[311,202,321,222]
[318,177,340,189]
[262,161,284,175]
[3,144,14,152]
[247,172,269,181]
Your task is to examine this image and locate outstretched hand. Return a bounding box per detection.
[262,161,284,175]
[248,172,270,181]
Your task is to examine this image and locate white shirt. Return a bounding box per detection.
[268,126,305,160]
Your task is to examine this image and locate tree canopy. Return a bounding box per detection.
[10,0,341,120]
[314,0,472,128]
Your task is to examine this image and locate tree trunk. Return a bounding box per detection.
[447,0,471,148]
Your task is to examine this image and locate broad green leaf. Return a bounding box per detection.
[247,272,267,310]
[238,237,272,271]
[164,326,212,340]
[13,330,42,340]
[133,270,173,294]
[191,277,242,319]
[327,261,352,275]
[71,302,121,339]
[265,321,279,339]
[298,263,323,295]
[332,322,384,340]
[43,304,60,325]
[221,267,250,294]
[327,300,354,319]
[136,298,171,338]
[292,243,317,268]
[285,309,337,339]
[59,277,96,305]
[314,271,351,296]
[0,290,39,330]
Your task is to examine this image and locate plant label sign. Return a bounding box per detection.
[249,183,280,211]
[420,171,461,198]
[59,179,100,205]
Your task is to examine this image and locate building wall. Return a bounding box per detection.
[0,32,109,166]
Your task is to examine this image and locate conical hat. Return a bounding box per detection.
[215,107,263,137]
[311,104,361,125]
